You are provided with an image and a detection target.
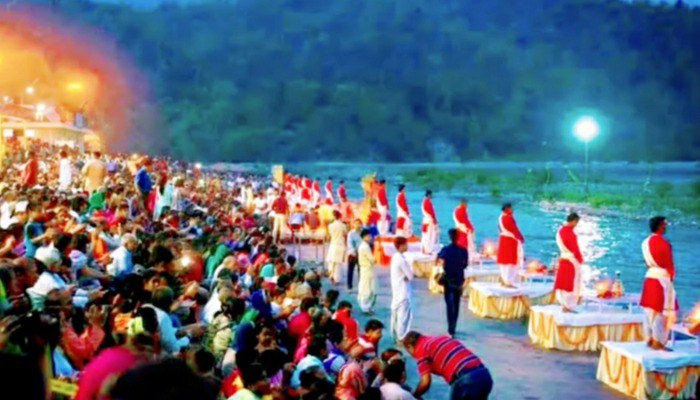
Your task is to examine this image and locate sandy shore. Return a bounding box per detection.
[328,265,628,399]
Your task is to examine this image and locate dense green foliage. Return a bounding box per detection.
[50,0,700,161]
[401,166,700,216]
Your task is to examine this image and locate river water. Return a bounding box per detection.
[251,162,699,312]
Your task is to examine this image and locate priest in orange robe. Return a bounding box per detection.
[395,184,412,238]
[420,190,438,254]
[376,180,390,235]
[496,203,524,288]
[324,177,335,205]
[553,213,584,312]
[452,199,475,252]
[640,216,677,350]
[337,180,347,203]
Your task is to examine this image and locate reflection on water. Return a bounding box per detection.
[576,217,607,266]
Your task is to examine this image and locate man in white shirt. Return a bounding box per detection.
[58,150,73,191]
[325,211,347,285]
[253,192,268,216]
[390,236,414,342]
[357,229,377,314]
[106,234,138,278]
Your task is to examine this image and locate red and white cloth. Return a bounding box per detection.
[395,191,412,237]
[453,203,475,251]
[553,224,584,309]
[376,183,390,235]
[324,180,334,205]
[497,212,524,285]
[420,197,438,254]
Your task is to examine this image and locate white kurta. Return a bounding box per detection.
[59,158,72,191]
[420,220,437,254]
[326,220,347,283]
[390,252,414,341]
[357,241,376,313]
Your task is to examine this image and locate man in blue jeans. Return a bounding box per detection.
[438,229,468,337]
[403,331,493,399]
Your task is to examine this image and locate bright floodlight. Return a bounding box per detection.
[573,116,600,143]
[25,86,35,95]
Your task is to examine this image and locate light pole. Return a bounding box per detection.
[573,116,600,195]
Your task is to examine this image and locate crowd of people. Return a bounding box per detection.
[0,139,493,400]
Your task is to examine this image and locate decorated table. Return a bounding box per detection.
[405,251,438,278]
[374,235,423,267]
[597,340,700,399]
[467,281,554,320]
[582,291,642,314]
[428,262,501,296]
[528,304,645,351]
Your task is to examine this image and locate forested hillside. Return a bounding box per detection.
[43,0,700,161]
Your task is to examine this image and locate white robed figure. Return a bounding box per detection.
[357,230,377,314]
[390,237,414,341]
[325,212,347,285]
[420,190,438,254]
[58,153,72,191]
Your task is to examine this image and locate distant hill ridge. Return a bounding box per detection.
[17,0,700,162]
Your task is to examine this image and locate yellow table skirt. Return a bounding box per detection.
[528,310,644,351]
[427,267,499,296]
[596,346,700,399]
[414,260,435,279]
[468,287,553,320]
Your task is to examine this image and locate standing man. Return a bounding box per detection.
[376,179,390,236]
[395,184,412,238]
[337,180,348,203]
[270,191,289,243]
[437,229,468,337]
[21,150,40,189]
[312,179,322,207]
[357,229,377,315]
[82,151,106,193]
[346,219,363,291]
[326,211,347,285]
[301,177,312,207]
[497,203,524,288]
[58,150,73,191]
[453,199,475,252]
[640,216,676,350]
[402,331,493,400]
[324,177,335,205]
[390,236,414,342]
[420,190,438,254]
[134,159,153,212]
[553,213,584,312]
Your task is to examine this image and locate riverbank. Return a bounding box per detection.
[398,163,700,222]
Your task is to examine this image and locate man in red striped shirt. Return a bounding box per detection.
[403,331,493,400]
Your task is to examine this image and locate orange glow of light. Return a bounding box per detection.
[482,241,497,259]
[526,259,546,274]
[0,7,146,150]
[595,279,614,298]
[687,303,700,335]
[66,81,84,92]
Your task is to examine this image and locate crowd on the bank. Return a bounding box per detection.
[0,139,493,400]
